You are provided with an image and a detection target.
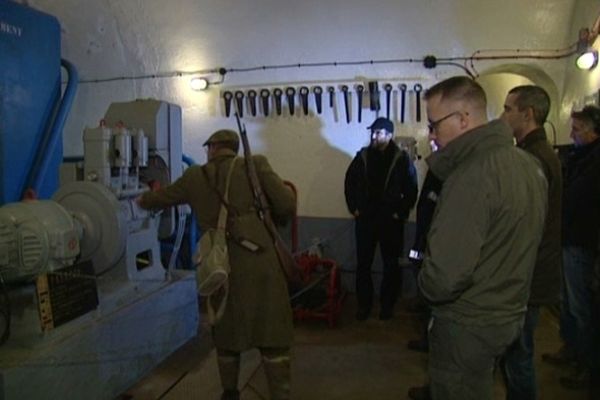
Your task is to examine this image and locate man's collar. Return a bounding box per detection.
[517,127,548,148]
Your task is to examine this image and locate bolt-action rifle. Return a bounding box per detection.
[235,114,302,287]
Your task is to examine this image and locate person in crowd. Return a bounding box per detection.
[499,85,563,400]
[412,76,547,400]
[542,105,600,391]
[344,117,418,321]
[137,129,296,400]
[406,169,443,354]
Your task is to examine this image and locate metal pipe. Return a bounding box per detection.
[24,59,79,198]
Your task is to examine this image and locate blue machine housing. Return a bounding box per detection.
[0,1,62,204]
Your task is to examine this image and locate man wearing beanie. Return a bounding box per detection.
[344,117,418,321]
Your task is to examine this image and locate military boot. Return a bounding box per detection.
[217,349,240,398]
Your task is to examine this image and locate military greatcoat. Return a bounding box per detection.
[139,148,296,351]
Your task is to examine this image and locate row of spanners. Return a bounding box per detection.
[222,83,424,123]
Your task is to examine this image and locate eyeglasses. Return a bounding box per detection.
[428,111,462,133]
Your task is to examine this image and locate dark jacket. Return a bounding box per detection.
[139,148,295,351]
[517,128,562,306]
[418,120,548,326]
[409,170,443,261]
[344,141,417,220]
[562,138,600,250]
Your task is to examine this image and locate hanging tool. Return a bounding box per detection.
[235,90,245,118]
[384,84,393,120]
[247,89,257,117]
[328,86,335,108]
[223,91,233,117]
[299,86,310,115]
[260,89,270,117]
[341,85,350,124]
[368,81,380,111]
[399,84,407,124]
[313,86,323,114]
[273,88,283,116]
[356,84,364,123]
[285,87,296,116]
[413,83,423,122]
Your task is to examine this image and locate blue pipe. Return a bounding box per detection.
[182,153,196,168]
[24,59,78,197]
[182,153,199,262]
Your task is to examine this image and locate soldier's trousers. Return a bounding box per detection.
[217,346,291,400]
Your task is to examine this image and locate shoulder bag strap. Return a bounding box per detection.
[216,157,237,230]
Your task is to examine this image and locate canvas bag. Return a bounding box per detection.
[194,157,237,324]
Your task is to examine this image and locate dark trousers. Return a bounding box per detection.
[502,306,540,400]
[560,246,596,368]
[354,214,404,313]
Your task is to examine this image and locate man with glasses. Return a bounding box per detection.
[499,85,562,400]
[414,76,547,400]
[344,117,417,321]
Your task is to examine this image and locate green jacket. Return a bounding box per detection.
[418,120,548,326]
[139,148,296,351]
[517,128,562,306]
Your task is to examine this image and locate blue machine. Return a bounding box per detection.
[0,0,62,203]
[0,5,199,400]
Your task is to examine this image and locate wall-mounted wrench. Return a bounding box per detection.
[341,85,350,124]
[247,89,257,117]
[285,87,296,116]
[399,84,407,124]
[313,86,323,114]
[384,83,393,120]
[273,88,283,116]
[299,86,310,115]
[414,83,423,122]
[260,89,270,117]
[234,90,245,118]
[356,84,364,123]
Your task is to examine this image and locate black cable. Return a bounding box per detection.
[71,44,579,86]
[436,62,476,78]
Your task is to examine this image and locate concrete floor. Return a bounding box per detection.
[119,295,591,400]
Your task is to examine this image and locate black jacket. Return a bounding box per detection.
[344,141,417,220]
[517,128,562,305]
[562,138,600,250]
[409,170,443,261]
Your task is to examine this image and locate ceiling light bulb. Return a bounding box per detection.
[190,77,209,91]
[576,50,599,70]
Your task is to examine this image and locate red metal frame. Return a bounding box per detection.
[283,181,345,328]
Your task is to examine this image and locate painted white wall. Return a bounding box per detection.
[24,0,589,218]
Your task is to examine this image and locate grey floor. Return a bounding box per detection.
[120,295,591,400]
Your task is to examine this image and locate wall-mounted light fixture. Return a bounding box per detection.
[576,27,599,70]
[190,77,209,91]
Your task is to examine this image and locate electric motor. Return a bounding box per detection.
[0,200,80,281]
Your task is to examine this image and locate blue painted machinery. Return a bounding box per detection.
[0,2,199,399]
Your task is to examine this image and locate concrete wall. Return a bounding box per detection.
[24,0,580,219]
